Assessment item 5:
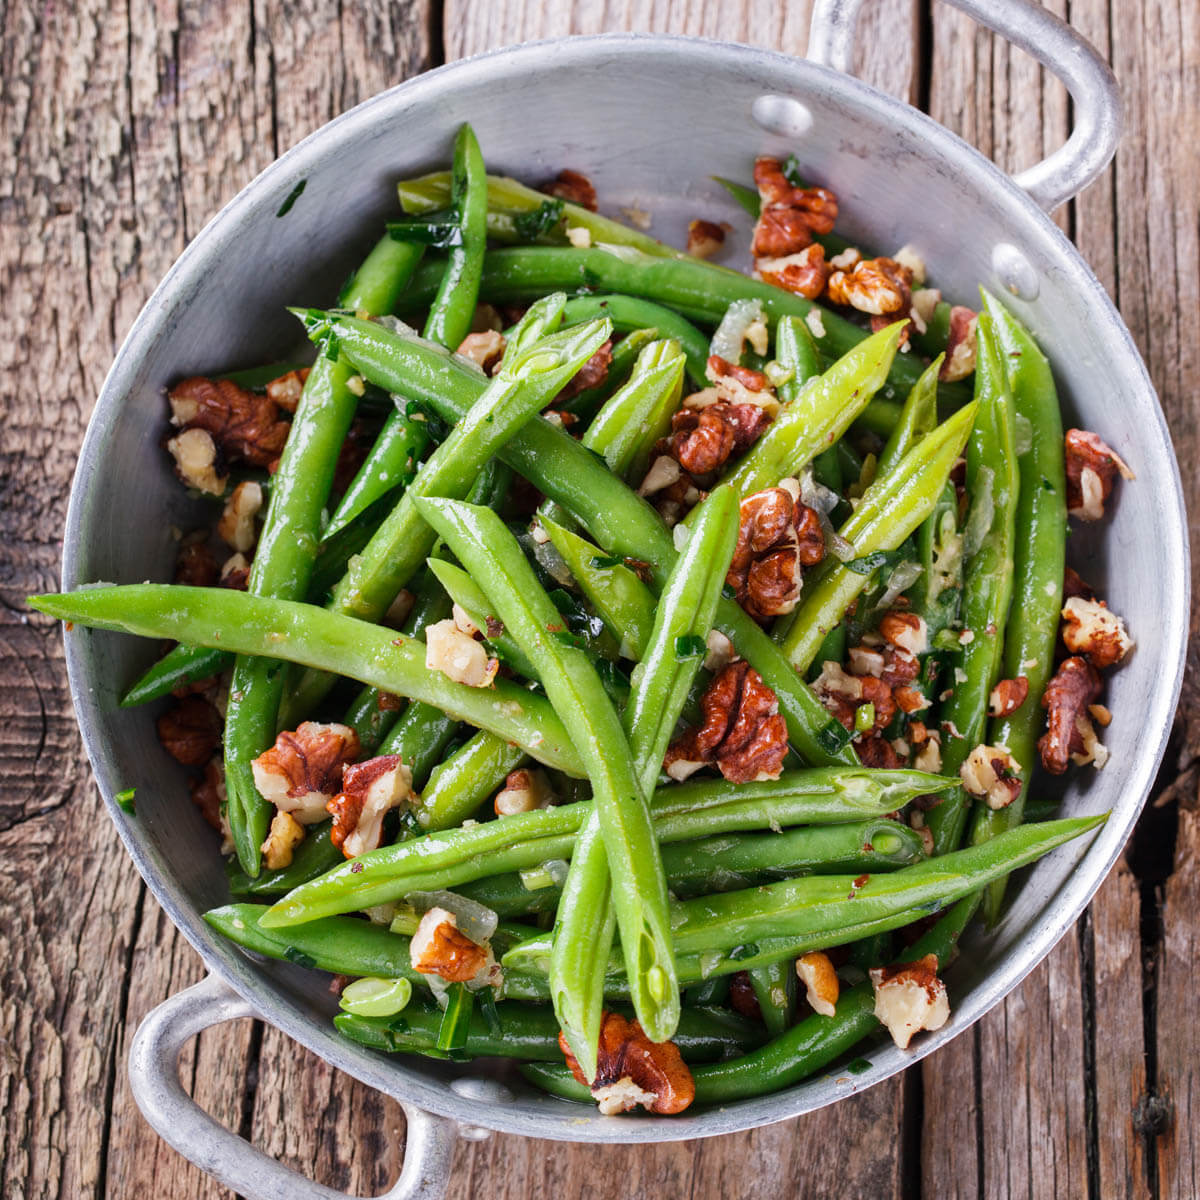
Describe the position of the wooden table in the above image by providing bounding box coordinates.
[2,0,1197,1195]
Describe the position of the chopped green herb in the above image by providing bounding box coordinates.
[847,1057,873,1076]
[114,788,136,815]
[435,982,474,1052]
[728,943,761,962]
[275,179,306,217]
[674,634,708,660]
[283,947,317,969]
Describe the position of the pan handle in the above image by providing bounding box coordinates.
[128,973,456,1200]
[807,0,1121,212]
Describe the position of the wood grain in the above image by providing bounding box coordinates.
[1,0,1197,1196]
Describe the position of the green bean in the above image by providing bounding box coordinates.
[778,403,977,674]
[418,729,527,831]
[413,497,680,1046]
[774,315,840,489]
[397,246,947,399]
[554,485,738,1077]
[968,294,1067,922]
[560,295,709,389]
[31,585,585,773]
[120,643,233,708]
[747,958,796,1037]
[226,821,342,897]
[299,313,868,762]
[556,326,661,419]
[875,354,943,478]
[927,316,1020,855]
[223,232,429,873]
[250,768,950,926]
[717,322,905,501]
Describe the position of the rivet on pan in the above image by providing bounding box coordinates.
[451,1077,514,1104]
[752,94,814,139]
[991,243,1040,301]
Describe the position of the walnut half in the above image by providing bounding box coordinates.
[327,754,414,858]
[869,954,950,1049]
[251,721,360,824]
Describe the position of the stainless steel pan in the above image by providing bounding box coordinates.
[61,1,1187,1196]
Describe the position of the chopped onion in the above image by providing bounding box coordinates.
[520,859,570,891]
[798,466,840,516]
[878,560,925,610]
[1014,413,1033,456]
[709,299,765,364]
[407,890,499,945]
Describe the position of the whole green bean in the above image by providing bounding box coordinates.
[31,585,584,773]
[968,293,1067,921]
[927,316,1020,855]
[223,232,428,874]
[779,402,977,673]
[774,316,840,490]
[413,496,680,1045]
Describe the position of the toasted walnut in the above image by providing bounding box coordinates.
[265,367,310,412]
[940,307,979,382]
[1063,566,1095,602]
[1038,656,1102,774]
[167,428,227,495]
[494,767,555,817]
[687,219,727,259]
[912,731,942,774]
[796,951,839,1018]
[811,661,898,737]
[216,480,264,552]
[664,661,788,784]
[251,722,360,824]
[219,552,250,590]
[988,676,1030,718]
[638,454,685,497]
[327,754,414,858]
[756,244,830,299]
[157,695,222,766]
[555,340,613,404]
[857,733,904,768]
[751,158,838,258]
[168,376,290,467]
[260,810,305,870]
[959,743,1023,810]
[410,906,490,982]
[175,535,220,587]
[457,330,506,375]
[705,355,780,416]
[891,244,927,286]
[726,488,825,622]
[559,1012,695,1114]
[870,954,950,1049]
[665,401,771,477]
[879,611,928,656]
[190,757,233,854]
[1064,429,1134,520]
[826,255,913,319]
[542,168,597,211]
[728,971,763,1020]
[424,619,498,688]
[910,287,942,333]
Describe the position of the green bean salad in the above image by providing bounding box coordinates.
[34,124,1138,1115]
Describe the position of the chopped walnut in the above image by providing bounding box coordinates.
[687,219,727,259]
[706,355,780,416]
[190,757,233,854]
[959,743,1023,810]
[870,954,950,1049]
[857,734,904,768]
[638,454,685,497]
[751,157,838,259]
[728,971,763,1021]
[156,695,222,766]
[665,401,771,477]
[726,487,825,622]
[559,1012,695,1114]
[757,243,831,300]
[910,287,942,333]
[457,330,507,375]
[494,767,555,817]
[555,340,612,404]
[424,619,498,688]
[216,480,264,552]
[912,731,942,774]
[664,661,788,784]
[409,906,491,983]
[541,168,597,211]
[219,552,251,590]
[328,754,414,858]
[260,809,305,870]
[250,721,360,824]
[1038,656,1102,775]
[1064,429,1134,520]
[174,535,220,587]
[891,244,927,286]
[1063,566,1095,602]
[166,428,227,495]
[940,307,979,382]
[879,611,928,656]
[168,376,290,467]
[265,367,310,412]
[988,676,1030,718]
[826,255,913,320]
[811,660,897,737]
[796,951,839,1018]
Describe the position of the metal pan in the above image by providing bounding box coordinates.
[60,1,1187,1196]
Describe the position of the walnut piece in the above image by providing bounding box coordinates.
[260,810,305,870]
[1038,656,1102,775]
[879,611,928,656]
[665,400,771,477]
[424,619,499,688]
[409,906,490,982]
[756,243,830,299]
[157,695,223,766]
[191,757,234,854]
[959,743,1023,810]
[751,157,838,259]
[168,376,290,467]
[166,428,227,495]
[328,754,414,858]
[940,307,979,382]
[541,168,597,211]
[559,1011,695,1114]
[988,676,1030,718]
[494,767,555,817]
[175,535,220,586]
[217,480,264,552]
[457,330,507,375]
[664,661,788,784]
[251,721,360,824]
[686,219,727,259]
[265,367,310,412]
[1061,596,1133,669]
[728,971,763,1021]
[796,951,839,1018]
[555,340,612,403]
[1064,429,1134,520]
[219,552,250,590]
[826,256,913,318]
[869,954,950,1049]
